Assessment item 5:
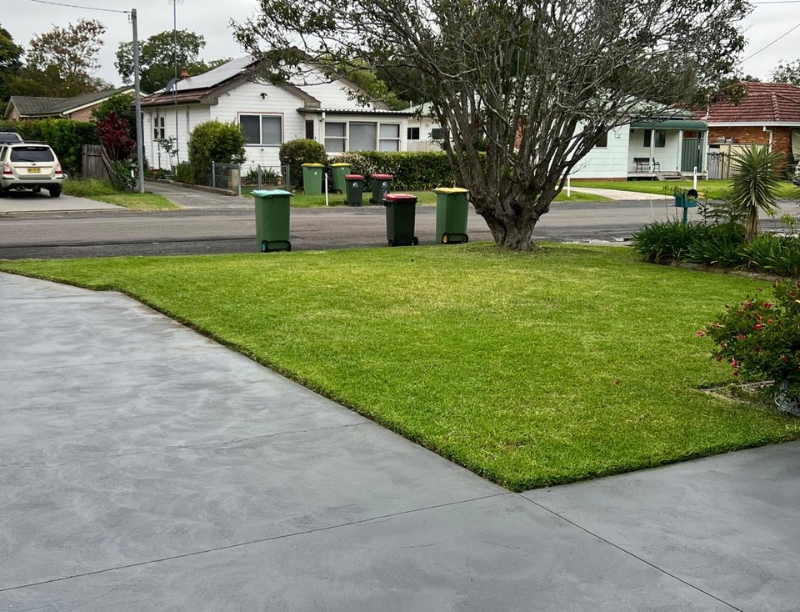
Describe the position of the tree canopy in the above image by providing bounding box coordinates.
[235,0,750,249]
[771,60,800,86]
[0,23,23,103]
[116,30,228,93]
[26,19,106,94]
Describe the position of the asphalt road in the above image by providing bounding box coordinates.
[1,180,789,259]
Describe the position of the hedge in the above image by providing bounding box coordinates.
[0,119,98,177]
[325,151,490,190]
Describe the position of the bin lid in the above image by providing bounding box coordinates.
[331,163,351,167]
[371,173,393,179]
[434,187,468,194]
[345,174,364,179]
[384,193,417,203]
[301,163,324,168]
[252,189,293,197]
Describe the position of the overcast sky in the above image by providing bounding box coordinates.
[5,0,798,87]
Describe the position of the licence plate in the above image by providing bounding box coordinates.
[27,168,41,174]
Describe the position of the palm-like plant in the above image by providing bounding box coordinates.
[729,144,785,242]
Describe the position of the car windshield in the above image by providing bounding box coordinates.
[10,148,54,163]
[0,134,21,142]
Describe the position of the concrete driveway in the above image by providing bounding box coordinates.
[2,271,800,610]
[0,190,123,214]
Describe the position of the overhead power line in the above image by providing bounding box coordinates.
[741,19,800,62]
[20,0,129,13]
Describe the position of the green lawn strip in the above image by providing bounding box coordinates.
[572,179,800,201]
[242,188,608,206]
[3,245,798,491]
[88,193,179,211]
[62,178,178,211]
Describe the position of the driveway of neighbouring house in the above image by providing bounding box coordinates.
[2,271,799,611]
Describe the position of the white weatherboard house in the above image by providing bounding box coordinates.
[140,57,416,171]
[569,114,709,180]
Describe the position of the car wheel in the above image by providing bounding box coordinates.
[49,187,61,198]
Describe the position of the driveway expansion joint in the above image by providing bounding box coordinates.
[516,493,745,612]
[0,492,510,594]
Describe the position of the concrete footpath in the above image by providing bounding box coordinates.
[1,271,799,611]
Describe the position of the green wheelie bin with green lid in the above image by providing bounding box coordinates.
[330,163,351,194]
[345,174,364,206]
[301,163,324,195]
[384,193,419,247]
[434,187,470,244]
[370,173,393,204]
[253,189,292,252]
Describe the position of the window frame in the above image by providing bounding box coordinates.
[240,113,283,147]
[407,127,420,141]
[595,132,608,148]
[378,123,401,152]
[643,129,666,149]
[324,121,347,153]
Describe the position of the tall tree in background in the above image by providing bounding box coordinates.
[116,30,227,93]
[0,24,23,101]
[771,60,800,86]
[235,0,749,250]
[26,19,106,95]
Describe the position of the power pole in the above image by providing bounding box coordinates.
[132,8,145,193]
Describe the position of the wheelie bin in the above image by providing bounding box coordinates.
[345,174,365,206]
[434,187,470,244]
[301,163,324,195]
[253,189,292,252]
[370,173,393,204]
[384,193,419,246]
[330,163,351,194]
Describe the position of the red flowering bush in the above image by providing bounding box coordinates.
[703,280,800,396]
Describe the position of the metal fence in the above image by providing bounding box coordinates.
[206,162,242,195]
[240,165,291,190]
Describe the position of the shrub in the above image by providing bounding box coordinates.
[329,151,456,190]
[97,112,135,161]
[685,222,746,268]
[279,139,326,189]
[188,120,246,183]
[729,145,784,242]
[174,162,195,184]
[703,280,800,415]
[745,235,800,277]
[630,220,705,263]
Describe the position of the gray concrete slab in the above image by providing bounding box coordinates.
[0,192,122,213]
[524,443,800,612]
[0,495,735,612]
[2,270,797,611]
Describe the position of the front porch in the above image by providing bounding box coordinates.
[626,119,708,179]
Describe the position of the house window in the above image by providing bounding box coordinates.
[407,127,420,140]
[595,132,608,148]
[379,124,400,151]
[644,129,666,148]
[240,114,282,146]
[431,127,444,140]
[325,122,346,152]
[350,122,377,151]
[306,120,315,140]
[153,116,165,140]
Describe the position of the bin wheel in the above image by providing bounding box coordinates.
[442,233,449,244]
[412,236,419,246]
[261,240,268,252]
[286,241,292,252]
[464,234,469,243]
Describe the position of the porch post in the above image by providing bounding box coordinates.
[649,131,655,172]
[701,131,708,174]
[677,130,683,173]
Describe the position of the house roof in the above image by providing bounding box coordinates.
[47,87,133,115]
[140,56,390,112]
[301,107,416,116]
[6,88,133,119]
[8,96,67,117]
[704,82,800,124]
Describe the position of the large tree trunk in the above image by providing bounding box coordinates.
[478,201,544,250]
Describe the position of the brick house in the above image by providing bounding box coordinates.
[4,87,134,122]
[701,82,800,175]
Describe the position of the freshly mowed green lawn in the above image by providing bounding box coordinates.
[3,245,799,491]
[242,188,608,206]
[572,179,800,201]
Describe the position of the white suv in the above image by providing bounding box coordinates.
[0,142,64,198]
